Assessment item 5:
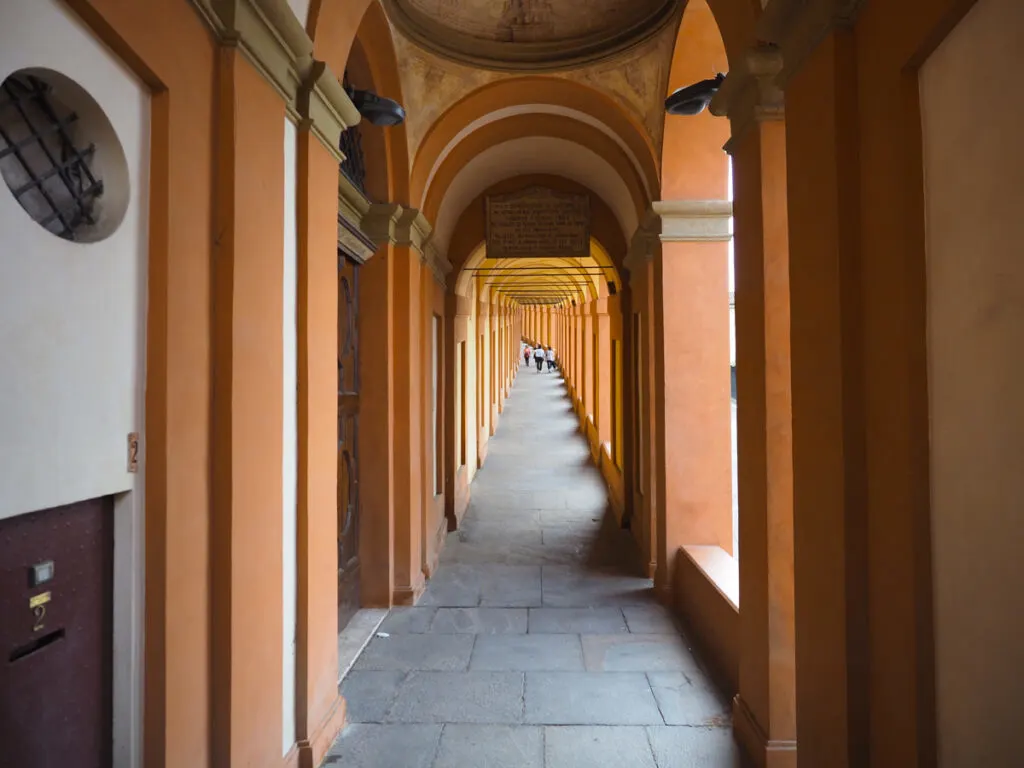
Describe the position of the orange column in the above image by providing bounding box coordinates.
[209,47,286,767]
[652,202,734,596]
[774,24,866,767]
[627,241,660,580]
[720,50,797,768]
[294,110,348,764]
[582,305,596,426]
[392,233,424,606]
[595,298,613,448]
[358,222,396,607]
[575,306,584,407]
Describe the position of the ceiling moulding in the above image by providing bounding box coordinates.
[757,0,867,86]
[190,0,360,147]
[338,175,376,263]
[380,0,682,73]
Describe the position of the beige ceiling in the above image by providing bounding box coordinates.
[383,0,679,71]
[391,18,678,166]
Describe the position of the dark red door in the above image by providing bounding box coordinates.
[338,251,362,632]
[0,497,114,768]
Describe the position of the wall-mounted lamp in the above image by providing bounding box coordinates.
[665,73,726,116]
[347,87,406,127]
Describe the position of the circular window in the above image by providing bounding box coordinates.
[0,68,130,243]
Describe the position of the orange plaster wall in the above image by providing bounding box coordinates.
[62,0,215,764]
[296,131,343,749]
[309,0,373,80]
[784,1,994,763]
[662,0,730,201]
[211,49,286,767]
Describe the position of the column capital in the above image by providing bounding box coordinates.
[190,0,359,153]
[361,204,453,285]
[710,45,785,154]
[624,201,732,279]
[653,200,733,243]
[756,0,867,87]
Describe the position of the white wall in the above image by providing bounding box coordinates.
[281,117,299,755]
[920,0,1024,764]
[0,3,150,765]
[0,0,148,520]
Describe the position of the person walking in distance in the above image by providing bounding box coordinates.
[523,343,531,367]
[534,345,545,372]
[546,346,556,373]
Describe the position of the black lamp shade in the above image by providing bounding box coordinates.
[665,73,726,116]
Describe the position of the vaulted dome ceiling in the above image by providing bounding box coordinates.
[382,0,680,71]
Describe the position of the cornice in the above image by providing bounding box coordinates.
[756,0,867,87]
[190,0,359,151]
[298,61,360,163]
[709,44,785,153]
[337,174,375,262]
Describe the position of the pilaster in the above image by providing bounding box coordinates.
[757,3,869,765]
[715,40,797,768]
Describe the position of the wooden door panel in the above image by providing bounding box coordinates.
[338,254,361,632]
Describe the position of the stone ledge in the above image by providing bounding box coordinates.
[681,544,739,609]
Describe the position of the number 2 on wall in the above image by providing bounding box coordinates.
[32,605,45,632]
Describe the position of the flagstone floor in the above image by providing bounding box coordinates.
[324,362,743,768]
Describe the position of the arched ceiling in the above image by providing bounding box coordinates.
[381,0,680,72]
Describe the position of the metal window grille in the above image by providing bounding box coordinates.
[0,75,104,241]
[339,71,367,196]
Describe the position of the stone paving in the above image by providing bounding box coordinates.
[325,361,742,768]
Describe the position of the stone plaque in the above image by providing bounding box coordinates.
[486,187,590,259]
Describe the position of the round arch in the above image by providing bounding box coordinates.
[423,114,649,251]
[410,76,661,208]
[309,0,410,203]
[661,0,732,200]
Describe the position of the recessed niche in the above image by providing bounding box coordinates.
[0,67,129,243]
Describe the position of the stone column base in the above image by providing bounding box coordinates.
[732,694,797,768]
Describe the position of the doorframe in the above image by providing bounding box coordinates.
[111,166,148,767]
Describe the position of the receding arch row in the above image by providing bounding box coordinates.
[426,122,648,255]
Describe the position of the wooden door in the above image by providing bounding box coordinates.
[0,498,113,767]
[337,252,362,632]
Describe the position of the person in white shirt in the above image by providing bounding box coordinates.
[533,345,545,372]
[546,347,556,373]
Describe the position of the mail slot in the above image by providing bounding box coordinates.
[0,497,113,768]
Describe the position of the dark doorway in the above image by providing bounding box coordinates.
[338,250,362,632]
[0,497,114,768]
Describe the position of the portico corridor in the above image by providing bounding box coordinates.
[327,364,742,767]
